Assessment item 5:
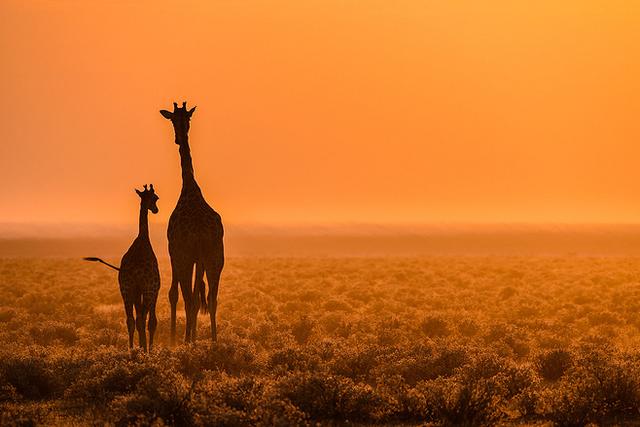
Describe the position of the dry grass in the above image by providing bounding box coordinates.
[2,256,640,425]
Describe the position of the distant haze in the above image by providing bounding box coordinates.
[4,223,640,258]
[1,1,639,225]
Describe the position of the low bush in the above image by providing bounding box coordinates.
[0,354,61,400]
[537,348,572,381]
[420,316,450,337]
[277,372,383,422]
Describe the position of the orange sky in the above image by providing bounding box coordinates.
[1,1,639,225]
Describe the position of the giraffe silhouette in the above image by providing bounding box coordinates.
[84,184,161,351]
[160,102,224,343]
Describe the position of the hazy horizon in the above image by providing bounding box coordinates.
[5,220,640,239]
[5,221,640,258]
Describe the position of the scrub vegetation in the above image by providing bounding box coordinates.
[2,256,640,425]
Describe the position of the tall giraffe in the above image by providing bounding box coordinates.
[84,184,161,351]
[160,102,224,343]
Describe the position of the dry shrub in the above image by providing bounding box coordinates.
[190,373,303,426]
[319,313,343,334]
[268,347,320,372]
[251,389,310,426]
[537,349,572,381]
[457,353,535,401]
[329,344,380,380]
[92,328,123,347]
[174,338,260,377]
[193,373,262,416]
[110,369,194,426]
[373,375,413,420]
[462,353,507,381]
[323,299,351,312]
[0,354,61,400]
[419,377,504,425]
[65,350,157,403]
[0,382,19,403]
[420,316,450,338]
[587,311,621,326]
[382,344,468,385]
[29,321,78,346]
[543,349,640,425]
[291,316,315,344]
[499,286,517,299]
[248,320,281,348]
[0,308,16,323]
[277,372,383,422]
[458,318,480,337]
[492,365,536,400]
[515,386,542,419]
[320,313,352,338]
[279,301,311,315]
[0,402,60,426]
[19,293,57,316]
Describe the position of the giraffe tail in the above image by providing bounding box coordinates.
[199,279,209,314]
[83,257,120,272]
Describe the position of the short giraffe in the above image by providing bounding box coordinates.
[84,184,161,351]
[160,102,224,343]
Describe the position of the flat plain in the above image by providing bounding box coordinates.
[2,256,640,425]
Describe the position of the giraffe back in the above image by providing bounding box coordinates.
[167,185,224,261]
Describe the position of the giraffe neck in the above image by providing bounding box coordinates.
[138,205,149,239]
[178,137,197,188]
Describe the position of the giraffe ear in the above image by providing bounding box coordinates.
[135,189,143,196]
[160,110,173,120]
[187,106,196,117]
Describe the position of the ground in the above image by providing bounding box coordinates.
[2,256,640,425]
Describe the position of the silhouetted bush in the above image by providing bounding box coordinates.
[0,355,60,400]
[174,338,260,377]
[0,382,19,403]
[544,350,640,425]
[277,373,382,422]
[422,377,504,425]
[251,394,309,426]
[110,369,194,426]
[537,349,572,381]
[65,350,155,403]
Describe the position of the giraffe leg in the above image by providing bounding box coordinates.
[178,263,195,343]
[169,276,178,345]
[180,282,193,343]
[124,302,135,350]
[147,299,158,352]
[198,263,209,315]
[191,263,205,342]
[205,261,223,342]
[135,299,147,352]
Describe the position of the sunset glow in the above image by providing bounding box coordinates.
[2,1,639,225]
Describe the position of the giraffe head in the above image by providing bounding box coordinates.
[135,184,160,214]
[160,101,196,145]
